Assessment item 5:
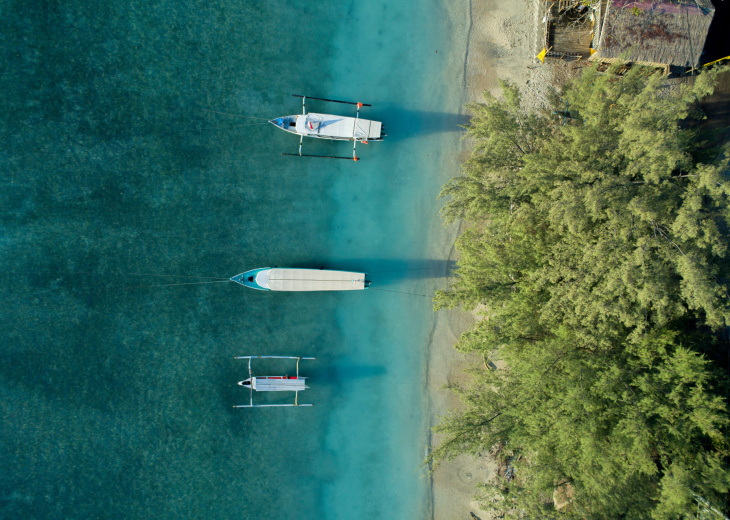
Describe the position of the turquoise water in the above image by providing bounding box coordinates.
[0,1,466,518]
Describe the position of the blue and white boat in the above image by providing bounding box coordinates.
[273,95,384,161]
[231,268,370,291]
[271,111,383,142]
[234,355,316,409]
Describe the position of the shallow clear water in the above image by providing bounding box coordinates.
[0,1,466,518]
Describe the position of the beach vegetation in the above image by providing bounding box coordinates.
[431,66,730,519]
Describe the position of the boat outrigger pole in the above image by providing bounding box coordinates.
[281,152,358,160]
[291,94,371,107]
[234,356,316,408]
[352,101,362,160]
[298,95,305,156]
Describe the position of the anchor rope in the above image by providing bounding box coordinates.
[124,273,229,280]
[367,266,446,274]
[202,108,270,120]
[123,280,233,289]
[368,287,430,298]
[69,279,233,295]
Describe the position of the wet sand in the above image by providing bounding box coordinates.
[428,1,542,519]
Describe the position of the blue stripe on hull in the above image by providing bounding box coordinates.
[230,268,271,290]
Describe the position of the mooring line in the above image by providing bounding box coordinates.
[368,266,445,274]
[69,279,233,295]
[369,287,430,298]
[193,122,271,130]
[202,108,270,120]
[234,122,274,127]
[125,273,229,280]
[123,280,234,289]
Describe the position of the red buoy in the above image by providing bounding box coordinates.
[353,156,359,161]
[356,103,363,109]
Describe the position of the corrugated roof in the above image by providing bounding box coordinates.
[597,0,715,67]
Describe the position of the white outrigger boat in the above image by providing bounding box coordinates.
[234,355,315,408]
[272,95,384,161]
[230,267,370,291]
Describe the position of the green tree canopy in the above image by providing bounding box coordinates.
[432,67,730,519]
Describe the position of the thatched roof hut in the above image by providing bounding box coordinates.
[542,0,597,61]
[593,0,715,69]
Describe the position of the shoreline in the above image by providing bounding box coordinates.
[426,1,545,518]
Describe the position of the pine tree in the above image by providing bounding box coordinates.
[431,66,730,518]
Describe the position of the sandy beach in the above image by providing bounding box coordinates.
[429,3,730,518]
[427,1,546,518]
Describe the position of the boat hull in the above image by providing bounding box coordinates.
[231,268,370,291]
[270,113,383,141]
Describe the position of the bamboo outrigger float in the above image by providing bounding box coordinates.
[272,94,385,161]
[230,268,370,291]
[234,356,315,408]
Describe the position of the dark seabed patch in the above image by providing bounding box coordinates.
[0,0,464,518]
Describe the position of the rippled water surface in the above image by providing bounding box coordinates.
[0,1,466,518]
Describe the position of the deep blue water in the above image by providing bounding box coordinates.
[0,1,467,518]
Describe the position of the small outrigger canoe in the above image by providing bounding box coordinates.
[271,111,383,142]
[234,355,315,408]
[273,95,384,161]
[231,268,370,291]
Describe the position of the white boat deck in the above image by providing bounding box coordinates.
[258,268,366,291]
[252,377,307,391]
[295,113,382,140]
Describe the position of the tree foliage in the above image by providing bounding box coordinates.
[432,67,730,519]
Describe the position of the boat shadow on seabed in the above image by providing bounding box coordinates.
[305,363,388,387]
[370,106,469,142]
[329,258,456,287]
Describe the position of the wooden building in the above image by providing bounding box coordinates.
[590,0,715,73]
[542,0,599,61]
